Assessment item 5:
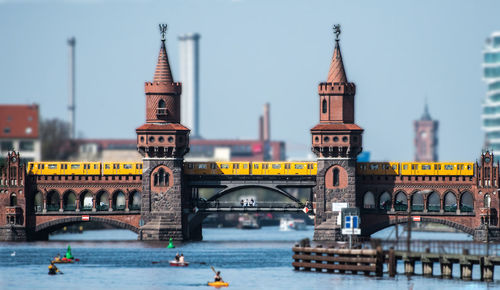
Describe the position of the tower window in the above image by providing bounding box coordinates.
[333,168,339,187]
[322,99,327,114]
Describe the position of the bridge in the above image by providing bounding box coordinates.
[0,25,498,242]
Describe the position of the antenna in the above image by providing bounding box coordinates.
[67,37,76,139]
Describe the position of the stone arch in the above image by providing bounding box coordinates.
[459,191,474,212]
[46,190,60,211]
[379,191,391,210]
[34,191,43,212]
[129,190,141,210]
[325,165,348,189]
[363,191,375,209]
[484,193,491,208]
[411,190,424,211]
[394,191,407,211]
[206,185,302,205]
[35,216,139,235]
[364,216,475,236]
[443,191,457,212]
[96,190,110,211]
[112,190,126,211]
[427,191,441,212]
[62,190,77,211]
[79,190,94,211]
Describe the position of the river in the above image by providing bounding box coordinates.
[0,226,498,289]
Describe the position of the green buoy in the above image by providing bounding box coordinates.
[65,245,74,259]
[167,238,175,248]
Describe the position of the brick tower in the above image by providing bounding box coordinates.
[414,102,438,161]
[311,26,363,241]
[136,25,191,241]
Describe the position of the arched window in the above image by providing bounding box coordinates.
[164,172,169,186]
[96,191,109,211]
[460,192,474,212]
[80,191,93,211]
[63,191,77,211]
[427,192,440,212]
[394,191,407,211]
[34,191,43,212]
[158,168,165,185]
[379,192,391,210]
[46,190,60,211]
[484,194,491,208]
[130,191,141,210]
[158,99,166,108]
[154,173,159,186]
[113,191,126,210]
[9,193,17,206]
[322,99,327,114]
[363,192,375,209]
[444,192,457,212]
[411,191,424,211]
[333,168,339,187]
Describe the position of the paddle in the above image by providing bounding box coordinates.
[210,266,217,274]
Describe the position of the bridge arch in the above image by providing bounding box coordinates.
[96,190,110,211]
[443,191,457,212]
[35,216,139,235]
[459,191,474,212]
[46,189,61,212]
[410,190,424,212]
[62,190,77,211]
[364,216,475,236]
[206,185,303,204]
[79,190,94,211]
[112,190,126,211]
[129,190,141,210]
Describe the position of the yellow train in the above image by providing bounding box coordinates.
[357,162,474,176]
[27,162,143,175]
[184,162,317,175]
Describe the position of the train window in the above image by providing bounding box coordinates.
[114,164,120,169]
[263,164,269,169]
[71,164,80,169]
[124,164,132,169]
[411,164,416,170]
[243,164,248,169]
[48,164,57,169]
[211,163,217,169]
[444,165,454,170]
[384,165,389,169]
[254,164,259,169]
[221,164,229,169]
[295,164,304,169]
[187,163,194,169]
[370,164,379,170]
[234,164,239,169]
[422,165,431,170]
[136,164,140,169]
[467,165,471,170]
[285,164,290,169]
[272,164,281,169]
[105,164,110,169]
[392,165,397,170]
[95,164,98,169]
[198,164,207,169]
[403,165,408,170]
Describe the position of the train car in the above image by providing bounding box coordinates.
[251,162,284,175]
[102,162,142,175]
[215,162,250,175]
[27,162,101,175]
[282,162,317,175]
[185,162,219,175]
[400,162,474,176]
[357,162,399,175]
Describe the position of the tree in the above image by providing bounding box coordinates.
[40,118,78,161]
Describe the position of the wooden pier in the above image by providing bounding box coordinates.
[292,245,500,282]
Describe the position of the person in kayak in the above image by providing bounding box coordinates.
[179,254,185,263]
[53,253,61,262]
[214,271,223,282]
[175,253,180,262]
[48,261,59,275]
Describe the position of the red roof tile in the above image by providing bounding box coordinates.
[136,123,190,132]
[311,123,363,132]
[0,104,39,138]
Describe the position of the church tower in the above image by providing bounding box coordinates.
[137,25,191,241]
[311,26,363,241]
[414,102,438,162]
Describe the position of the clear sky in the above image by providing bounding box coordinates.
[0,0,499,161]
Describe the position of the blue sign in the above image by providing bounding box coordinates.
[344,215,359,229]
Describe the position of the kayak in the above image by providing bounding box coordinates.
[169,261,189,267]
[208,281,229,287]
[52,258,79,264]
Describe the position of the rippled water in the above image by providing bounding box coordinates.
[0,226,498,289]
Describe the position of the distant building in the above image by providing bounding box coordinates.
[73,139,141,162]
[0,104,41,162]
[414,103,438,162]
[482,32,500,154]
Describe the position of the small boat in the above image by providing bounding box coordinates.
[208,281,229,287]
[169,260,189,267]
[52,258,78,264]
[280,217,307,231]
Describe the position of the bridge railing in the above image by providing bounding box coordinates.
[369,239,500,256]
[194,200,304,209]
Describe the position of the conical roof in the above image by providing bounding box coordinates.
[153,40,174,83]
[327,40,347,83]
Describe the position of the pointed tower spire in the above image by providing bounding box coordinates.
[327,25,347,83]
[153,24,174,83]
[421,100,431,120]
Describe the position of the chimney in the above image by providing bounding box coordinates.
[263,103,270,141]
[67,37,76,139]
[259,115,264,141]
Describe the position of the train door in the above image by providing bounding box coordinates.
[233,163,240,175]
[83,164,89,174]
[262,163,268,175]
[113,163,120,175]
[60,163,67,175]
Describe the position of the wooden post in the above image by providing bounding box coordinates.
[388,248,396,277]
[460,249,472,281]
[440,257,452,279]
[403,256,415,275]
[375,246,383,277]
[481,257,494,282]
[293,244,300,271]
